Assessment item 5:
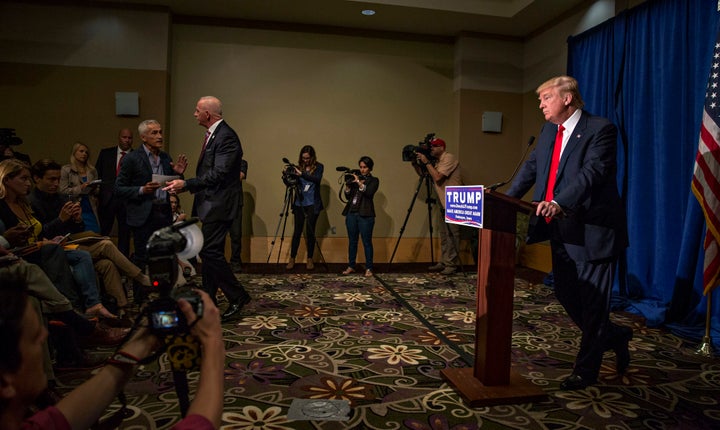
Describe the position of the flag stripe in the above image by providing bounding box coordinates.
[693,36,720,295]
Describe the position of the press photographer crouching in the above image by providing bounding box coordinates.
[0,221,224,430]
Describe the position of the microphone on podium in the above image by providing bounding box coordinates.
[487,136,535,191]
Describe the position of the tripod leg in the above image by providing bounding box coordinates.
[424,175,436,264]
[388,175,425,266]
[267,187,293,264]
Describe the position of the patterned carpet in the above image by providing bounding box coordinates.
[56,268,720,429]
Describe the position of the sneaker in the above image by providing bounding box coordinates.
[428,262,445,271]
[440,266,458,275]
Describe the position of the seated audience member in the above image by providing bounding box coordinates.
[0,232,130,374]
[30,159,151,309]
[0,158,115,319]
[59,142,101,233]
[0,276,223,430]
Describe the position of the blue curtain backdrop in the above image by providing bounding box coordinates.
[567,0,720,347]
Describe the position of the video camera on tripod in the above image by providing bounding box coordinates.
[281,157,300,187]
[402,132,437,163]
[144,218,204,337]
[0,128,22,147]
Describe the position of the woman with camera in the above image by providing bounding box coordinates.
[287,145,324,270]
[341,156,379,277]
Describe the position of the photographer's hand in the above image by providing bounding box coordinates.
[57,327,160,430]
[178,289,224,428]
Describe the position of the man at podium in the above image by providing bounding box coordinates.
[506,76,631,391]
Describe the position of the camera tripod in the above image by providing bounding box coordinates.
[267,183,327,270]
[388,171,437,265]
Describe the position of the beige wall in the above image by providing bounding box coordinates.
[0,2,170,171]
[0,62,168,164]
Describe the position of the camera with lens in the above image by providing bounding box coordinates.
[344,169,367,186]
[144,219,204,336]
[402,132,436,162]
[282,164,299,187]
[0,128,22,147]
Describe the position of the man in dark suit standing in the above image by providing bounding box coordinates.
[506,76,631,391]
[164,96,250,321]
[115,120,187,276]
[95,128,133,256]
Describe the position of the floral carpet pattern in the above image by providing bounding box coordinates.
[58,270,720,429]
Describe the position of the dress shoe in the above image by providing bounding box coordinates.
[80,326,131,347]
[85,303,118,319]
[428,262,445,271]
[559,374,595,391]
[440,266,458,275]
[222,295,251,322]
[615,326,633,374]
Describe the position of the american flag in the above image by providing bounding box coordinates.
[692,35,720,295]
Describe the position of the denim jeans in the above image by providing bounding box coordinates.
[345,212,375,270]
[64,249,102,309]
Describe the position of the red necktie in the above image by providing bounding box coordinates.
[544,124,564,223]
[116,151,126,175]
[199,131,211,159]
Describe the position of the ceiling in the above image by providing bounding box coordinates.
[94,0,594,40]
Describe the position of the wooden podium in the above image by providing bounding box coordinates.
[441,190,547,406]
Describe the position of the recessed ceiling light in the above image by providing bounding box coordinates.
[361,9,376,16]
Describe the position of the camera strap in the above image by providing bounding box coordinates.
[164,333,202,371]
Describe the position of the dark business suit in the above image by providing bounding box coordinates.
[229,159,248,267]
[115,146,176,271]
[185,120,248,303]
[507,110,628,382]
[95,146,130,256]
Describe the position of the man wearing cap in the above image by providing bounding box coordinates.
[416,137,464,275]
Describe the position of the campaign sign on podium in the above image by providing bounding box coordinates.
[444,185,483,228]
[440,187,547,406]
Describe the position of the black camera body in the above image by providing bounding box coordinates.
[343,169,368,185]
[0,128,22,147]
[402,132,436,162]
[146,286,203,336]
[144,220,203,336]
[282,164,299,187]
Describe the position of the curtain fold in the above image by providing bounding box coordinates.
[567,0,720,346]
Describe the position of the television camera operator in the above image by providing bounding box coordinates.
[414,136,464,275]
